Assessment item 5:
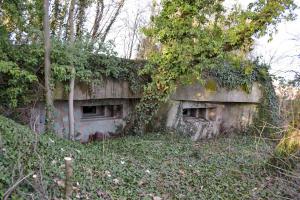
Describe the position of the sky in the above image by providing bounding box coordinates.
[108,0,300,80]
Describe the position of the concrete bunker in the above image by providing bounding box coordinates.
[32,79,140,142]
[33,77,262,142]
[165,82,262,141]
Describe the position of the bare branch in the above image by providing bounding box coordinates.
[91,0,105,39]
[3,172,34,200]
[100,0,125,43]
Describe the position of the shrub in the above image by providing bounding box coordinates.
[270,129,300,170]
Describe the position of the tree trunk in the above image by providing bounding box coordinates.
[57,1,69,39]
[68,0,76,140]
[91,0,104,40]
[43,0,54,132]
[50,0,60,35]
[68,67,75,140]
[64,157,73,199]
[76,0,87,38]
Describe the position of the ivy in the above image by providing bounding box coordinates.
[207,60,281,131]
[0,60,38,108]
[1,115,298,199]
[88,54,148,93]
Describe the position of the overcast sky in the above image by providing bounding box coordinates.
[108,0,300,80]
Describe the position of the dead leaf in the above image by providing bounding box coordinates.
[97,189,112,200]
[138,180,147,186]
[179,169,185,176]
[113,178,120,185]
[54,178,65,187]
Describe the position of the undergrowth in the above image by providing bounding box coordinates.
[1,116,299,199]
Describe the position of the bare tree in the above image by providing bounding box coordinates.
[100,0,125,42]
[43,0,54,132]
[76,0,91,38]
[90,0,126,42]
[91,0,105,39]
[120,1,156,59]
[135,0,160,59]
[125,10,140,59]
[49,0,126,43]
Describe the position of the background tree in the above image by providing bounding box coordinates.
[120,7,147,59]
[43,0,54,132]
[136,0,160,59]
[67,0,76,140]
[90,0,126,42]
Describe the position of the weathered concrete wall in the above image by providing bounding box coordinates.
[54,79,140,100]
[172,82,262,103]
[33,99,139,142]
[220,103,257,132]
[165,100,258,141]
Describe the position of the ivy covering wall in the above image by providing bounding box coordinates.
[124,58,281,136]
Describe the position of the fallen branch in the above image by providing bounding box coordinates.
[3,172,34,200]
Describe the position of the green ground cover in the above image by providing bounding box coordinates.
[0,116,299,199]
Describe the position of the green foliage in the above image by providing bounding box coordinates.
[1,0,144,118]
[0,60,38,108]
[255,75,281,132]
[51,39,147,94]
[133,0,295,133]
[206,58,259,93]
[88,55,147,93]
[1,115,299,199]
[270,129,300,170]
[0,32,145,111]
[0,116,41,198]
[275,130,300,156]
[0,0,43,42]
[0,28,43,109]
[51,39,94,85]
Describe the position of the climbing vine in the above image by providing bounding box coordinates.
[207,59,281,131]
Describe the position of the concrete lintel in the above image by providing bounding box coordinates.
[171,82,262,103]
